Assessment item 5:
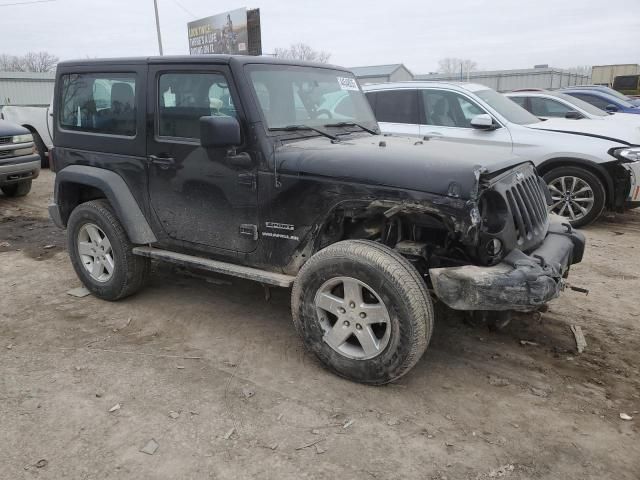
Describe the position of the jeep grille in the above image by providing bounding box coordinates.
[0,136,11,145]
[505,169,549,245]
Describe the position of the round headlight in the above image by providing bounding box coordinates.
[486,238,503,257]
[479,190,508,234]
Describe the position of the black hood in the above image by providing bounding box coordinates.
[0,119,30,137]
[276,134,528,200]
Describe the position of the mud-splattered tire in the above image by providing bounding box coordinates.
[292,240,433,385]
[67,199,150,301]
[1,180,32,197]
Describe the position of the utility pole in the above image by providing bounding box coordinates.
[153,0,164,55]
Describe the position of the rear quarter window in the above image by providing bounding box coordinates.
[59,73,137,136]
[372,90,419,124]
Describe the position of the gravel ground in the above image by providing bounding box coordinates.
[1,170,639,479]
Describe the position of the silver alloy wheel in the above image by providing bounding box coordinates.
[77,223,114,282]
[548,176,595,221]
[314,276,391,360]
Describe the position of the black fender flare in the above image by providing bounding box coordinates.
[536,157,615,206]
[55,165,157,244]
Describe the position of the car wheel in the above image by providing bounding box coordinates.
[67,199,150,301]
[1,180,32,197]
[543,166,606,228]
[291,239,433,385]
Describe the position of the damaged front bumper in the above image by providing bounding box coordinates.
[429,221,585,312]
[623,160,640,207]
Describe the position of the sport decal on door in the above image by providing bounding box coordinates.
[263,222,299,241]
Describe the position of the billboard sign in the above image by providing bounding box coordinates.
[188,7,261,56]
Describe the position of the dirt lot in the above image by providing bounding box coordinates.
[1,170,639,480]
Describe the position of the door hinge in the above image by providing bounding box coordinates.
[239,224,258,240]
[238,172,257,190]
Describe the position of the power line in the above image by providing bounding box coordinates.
[0,0,56,6]
[170,0,196,18]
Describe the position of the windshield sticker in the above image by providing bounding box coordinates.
[337,77,359,91]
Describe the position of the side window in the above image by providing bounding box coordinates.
[509,96,527,109]
[59,73,137,136]
[571,93,610,110]
[422,90,486,128]
[158,72,236,139]
[529,97,572,117]
[365,91,377,111]
[374,90,419,124]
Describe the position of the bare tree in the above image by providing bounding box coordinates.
[0,51,59,72]
[438,57,478,76]
[566,65,592,77]
[0,54,21,71]
[273,43,331,63]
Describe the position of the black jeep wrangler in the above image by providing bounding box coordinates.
[49,56,585,384]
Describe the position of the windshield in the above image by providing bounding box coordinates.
[549,92,608,116]
[599,92,635,108]
[246,64,378,132]
[597,86,635,102]
[475,88,541,125]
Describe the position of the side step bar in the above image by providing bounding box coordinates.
[132,247,295,288]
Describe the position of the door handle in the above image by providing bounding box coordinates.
[149,155,175,169]
[423,131,444,138]
[226,151,253,168]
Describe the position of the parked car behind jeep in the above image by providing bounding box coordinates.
[0,119,40,197]
[0,104,53,168]
[363,82,640,227]
[49,56,585,384]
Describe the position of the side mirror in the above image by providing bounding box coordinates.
[565,110,582,119]
[470,114,496,130]
[200,116,241,148]
[605,104,618,113]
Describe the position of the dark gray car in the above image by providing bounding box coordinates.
[0,119,40,197]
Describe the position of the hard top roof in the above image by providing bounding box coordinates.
[57,55,349,72]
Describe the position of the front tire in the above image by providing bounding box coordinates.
[292,240,433,385]
[543,166,605,228]
[1,180,32,197]
[67,199,149,301]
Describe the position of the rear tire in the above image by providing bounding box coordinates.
[67,199,150,301]
[1,180,32,197]
[292,240,433,385]
[543,166,605,228]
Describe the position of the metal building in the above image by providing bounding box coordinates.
[0,71,55,107]
[414,66,589,92]
[591,64,640,86]
[351,64,414,85]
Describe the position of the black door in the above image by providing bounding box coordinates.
[146,65,258,253]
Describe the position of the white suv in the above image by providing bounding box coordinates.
[363,82,640,227]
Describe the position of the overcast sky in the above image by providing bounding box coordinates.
[1,0,639,73]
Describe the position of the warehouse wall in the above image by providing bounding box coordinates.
[358,75,390,85]
[415,68,590,92]
[0,72,55,106]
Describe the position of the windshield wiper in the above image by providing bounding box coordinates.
[323,121,378,135]
[269,124,338,141]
